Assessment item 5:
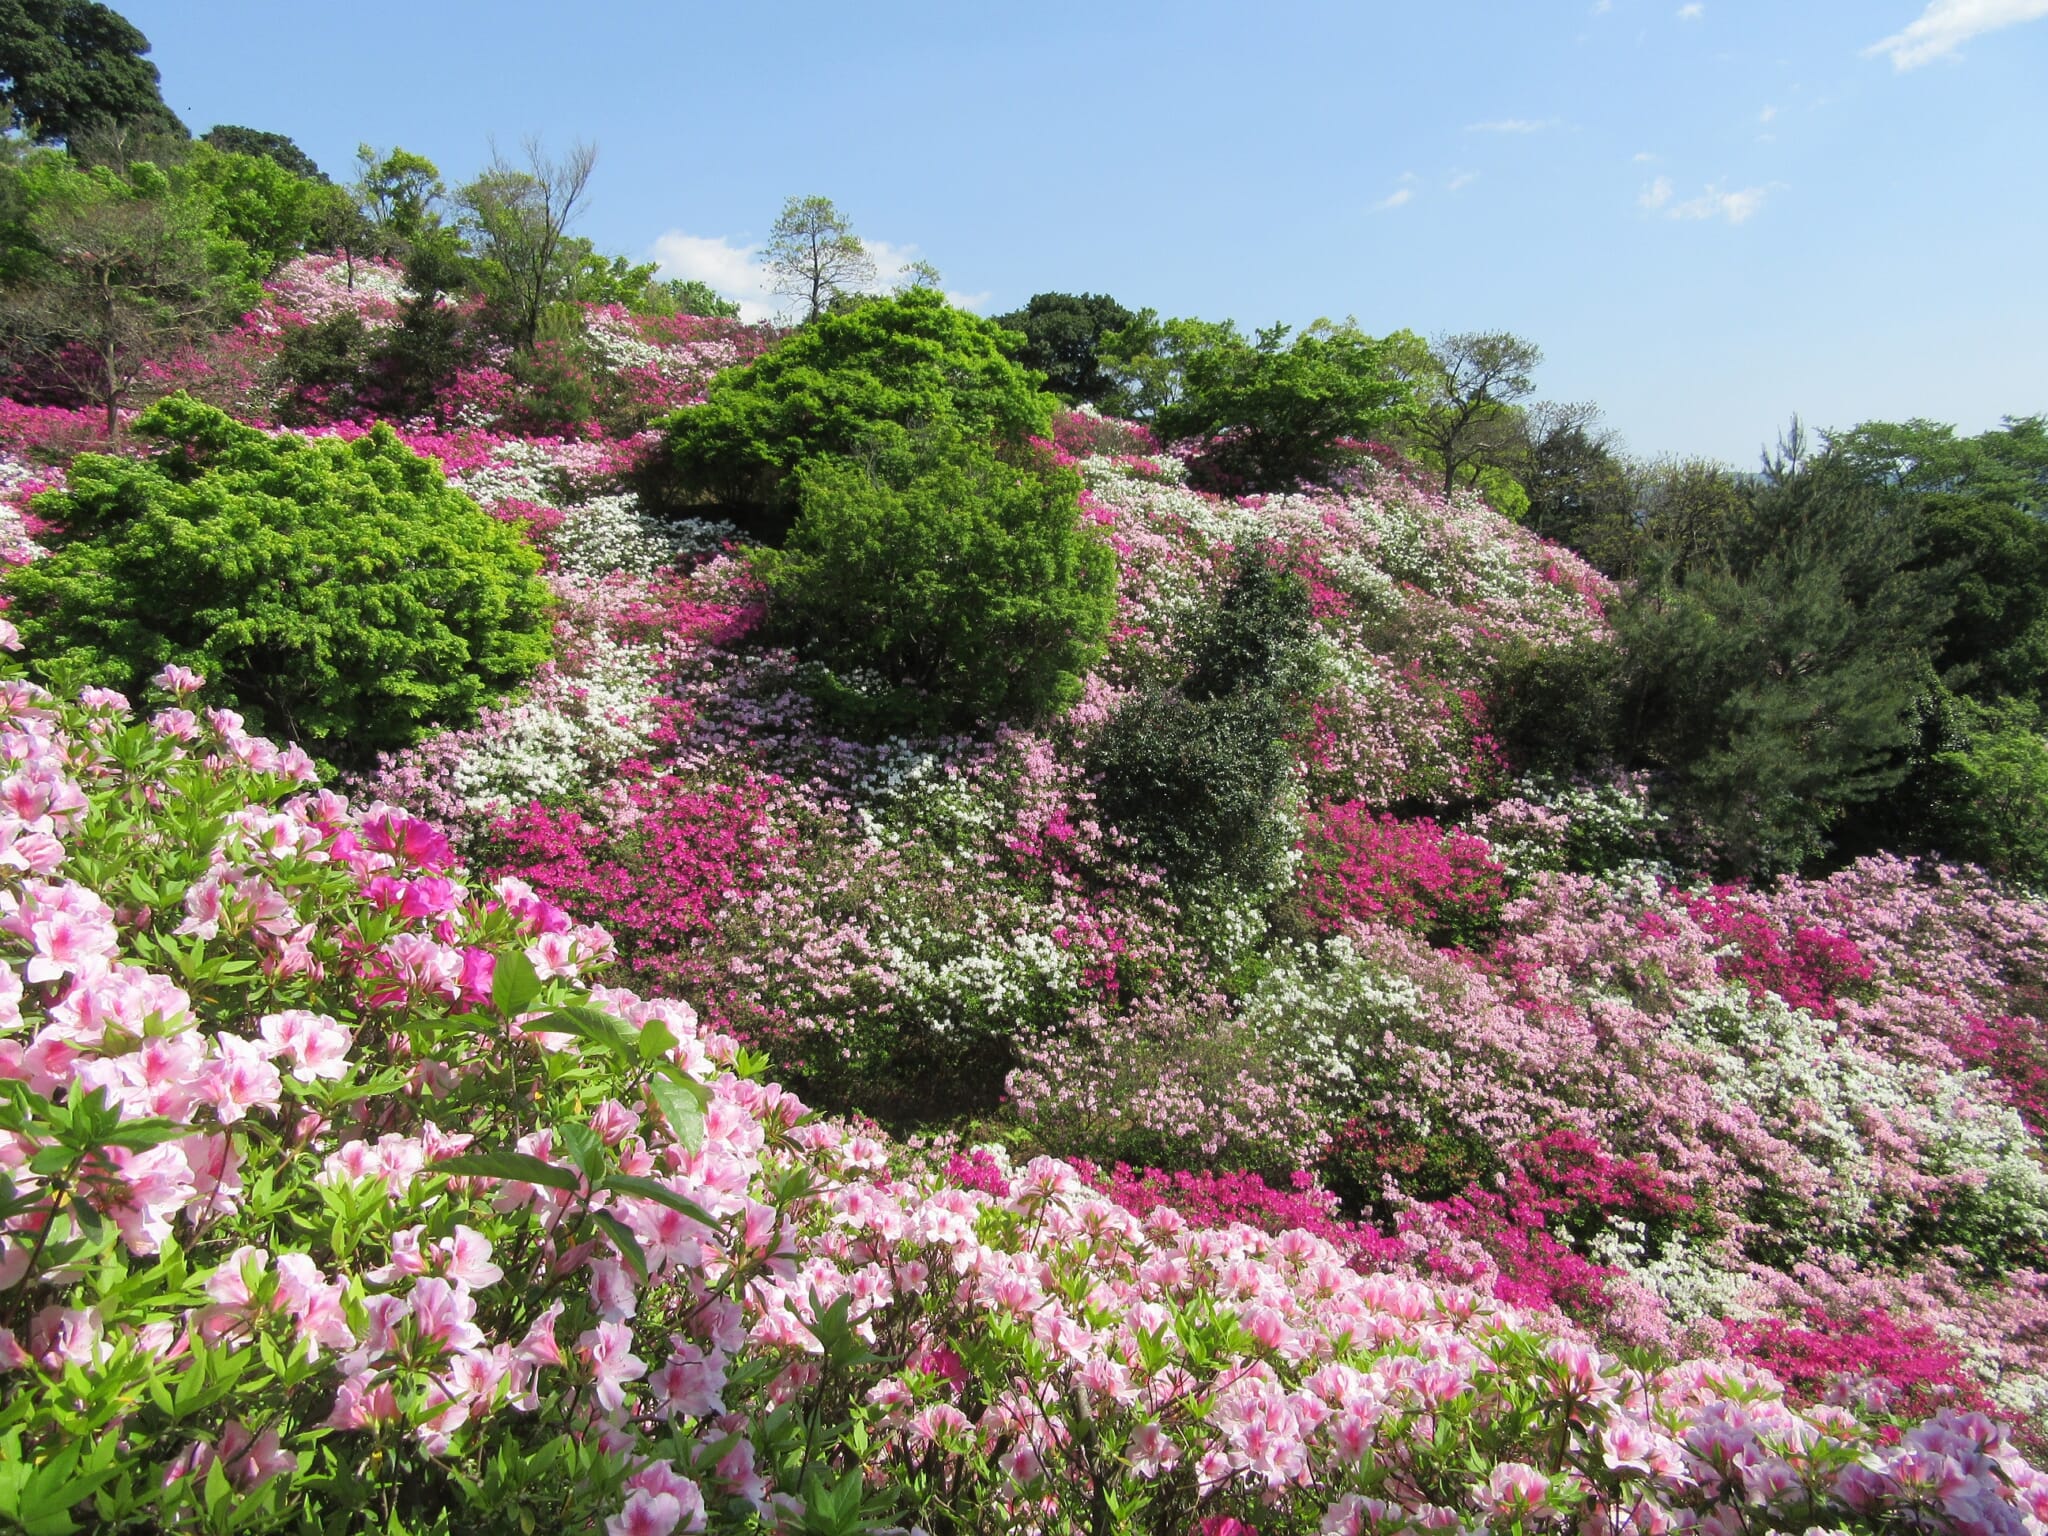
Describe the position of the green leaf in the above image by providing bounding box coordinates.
[492,948,542,1017]
[647,1073,709,1151]
[601,1173,718,1230]
[434,1149,582,1193]
[587,1210,648,1284]
[529,1005,637,1063]
[637,1016,678,1062]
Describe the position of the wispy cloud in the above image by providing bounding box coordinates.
[1758,104,1778,122]
[1637,176,1772,222]
[1864,0,2048,69]
[1445,170,1480,192]
[649,230,969,321]
[1370,186,1415,213]
[1590,0,1613,12]
[1465,117,1558,133]
[1670,182,1770,222]
[1633,150,1659,163]
[1676,2,1704,17]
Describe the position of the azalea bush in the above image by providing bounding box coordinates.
[6,657,2045,1534]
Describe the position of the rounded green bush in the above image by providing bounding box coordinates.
[6,394,551,765]
[751,432,1115,736]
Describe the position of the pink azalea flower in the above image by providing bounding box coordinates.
[579,1321,646,1412]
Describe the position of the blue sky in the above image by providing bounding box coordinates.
[122,0,2047,465]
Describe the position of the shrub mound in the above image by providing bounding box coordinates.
[3,394,551,766]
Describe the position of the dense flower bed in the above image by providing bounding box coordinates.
[3,661,2046,1534]
[8,248,2048,1513]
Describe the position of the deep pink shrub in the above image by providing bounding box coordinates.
[1409,1184,1621,1321]
[1726,1308,1993,1423]
[487,772,779,1001]
[1300,802,1506,943]
[1957,1012,2048,1135]
[1084,1163,1409,1265]
[1676,886,1875,1018]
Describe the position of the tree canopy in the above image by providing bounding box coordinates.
[995,291,1138,410]
[649,287,1055,538]
[0,0,184,144]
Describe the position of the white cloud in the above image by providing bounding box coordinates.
[1591,0,1613,12]
[1758,104,1778,122]
[1668,182,1769,222]
[1676,2,1705,17]
[649,230,970,321]
[1638,176,1674,210]
[1864,0,2048,68]
[1445,170,1480,192]
[1633,150,1659,162]
[648,232,776,321]
[1465,117,1558,133]
[1370,186,1415,212]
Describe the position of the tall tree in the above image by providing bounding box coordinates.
[764,195,875,322]
[0,0,184,144]
[456,137,597,352]
[995,291,1138,410]
[352,144,445,247]
[1403,330,1543,496]
[201,125,325,182]
[3,160,222,435]
[1613,436,1949,873]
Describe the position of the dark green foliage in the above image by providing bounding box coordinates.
[1184,554,1320,702]
[994,291,1137,410]
[1488,638,1624,781]
[649,288,1055,540]
[1831,417,2048,707]
[4,395,551,765]
[1922,696,2048,890]
[200,125,325,182]
[1511,402,1637,561]
[0,0,184,144]
[751,432,1115,735]
[1611,446,1948,874]
[1092,689,1296,886]
[1092,555,1317,885]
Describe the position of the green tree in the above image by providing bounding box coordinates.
[1922,696,2048,889]
[750,431,1114,734]
[0,0,184,144]
[1114,316,1409,493]
[352,144,445,247]
[649,287,1054,539]
[1831,416,2048,706]
[649,275,740,319]
[994,291,1137,410]
[764,194,875,322]
[4,395,551,763]
[1613,440,1948,873]
[1,155,224,434]
[171,140,322,285]
[200,125,325,182]
[1508,400,1637,557]
[456,138,597,352]
[1400,330,1543,497]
